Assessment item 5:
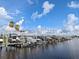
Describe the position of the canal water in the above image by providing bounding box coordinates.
[0,39,79,59]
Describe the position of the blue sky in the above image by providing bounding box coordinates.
[0,0,79,30]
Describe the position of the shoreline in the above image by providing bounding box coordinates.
[0,34,78,48]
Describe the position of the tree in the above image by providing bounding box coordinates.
[15,24,20,31]
[9,21,14,28]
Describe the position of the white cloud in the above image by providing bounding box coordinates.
[27,0,34,5]
[75,25,79,30]
[37,25,42,29]
[0,7,14,32]
[31,11,39,20]
[68,1,79,8]
[0,7,13,20]
[31,1,55,20]
[67,13,78,25]
[9,9,21,16]
[65,13,79,32]
[42,1,55,15]
[15,9,21,14]
[16,17,24,25]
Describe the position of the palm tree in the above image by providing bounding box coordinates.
[9,21,14,28]
[15,24,20,31]
[8,21,20,31]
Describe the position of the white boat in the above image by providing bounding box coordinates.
[0,39,3,43]
[27,37,37,43]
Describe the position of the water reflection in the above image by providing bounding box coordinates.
[0,39,79,59]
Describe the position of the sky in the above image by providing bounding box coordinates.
[0,0,79,31]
